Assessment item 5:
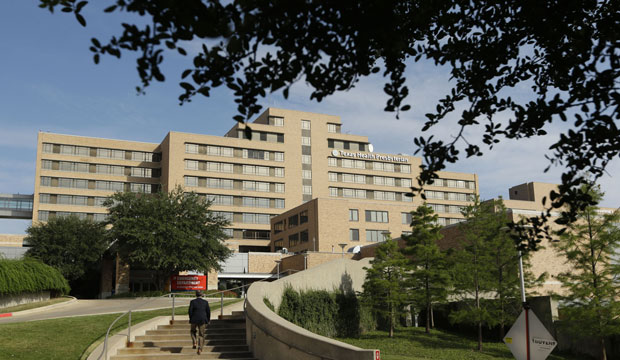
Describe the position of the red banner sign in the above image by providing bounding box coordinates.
[375,350,380,360]
[171,275,206,291]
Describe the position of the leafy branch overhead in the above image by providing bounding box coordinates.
[39,0,620,250]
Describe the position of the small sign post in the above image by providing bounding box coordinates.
[503,309,557,360]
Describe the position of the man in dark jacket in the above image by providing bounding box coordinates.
[189,290,211,354]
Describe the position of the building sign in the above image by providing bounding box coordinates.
[504,309,557,360]
[171,275,206,291]
[331,149,409,163]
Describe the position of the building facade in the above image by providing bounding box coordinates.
[33,108,478,254]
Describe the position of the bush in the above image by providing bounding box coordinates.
[277,286,371,338]
[0,258,70,296]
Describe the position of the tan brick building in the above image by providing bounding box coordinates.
[33,108,478,255]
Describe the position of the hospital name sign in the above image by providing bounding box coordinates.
[332,149,409,163]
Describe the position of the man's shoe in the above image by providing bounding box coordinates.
[197,348,201,355]
[192,344,196,349]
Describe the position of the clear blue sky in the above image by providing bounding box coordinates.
[1,1,618,234]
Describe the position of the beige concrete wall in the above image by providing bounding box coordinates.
[247,252,284,273]
[245,258,377,360]
[0,234,26,247]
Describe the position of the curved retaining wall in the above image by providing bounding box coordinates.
[245,258,378,360]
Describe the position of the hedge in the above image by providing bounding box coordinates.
[277,287,375,338]
[0,258,70,296]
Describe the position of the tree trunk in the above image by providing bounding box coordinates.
[601,337,607,360]
[389,303,394,338]
[431,304,435,329]
[425,275,431,333]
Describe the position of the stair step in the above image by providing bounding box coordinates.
[147,329,244,335]
[136,334,245,341]
[118,345,249,355]
[132,339,246,347]
[111,353,256,360]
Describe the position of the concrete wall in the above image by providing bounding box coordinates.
[245,258,377,360]
[0,291,50,308]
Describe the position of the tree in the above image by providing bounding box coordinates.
[553,188,620,360]
[25,215,109,283]
[402,204,450,334]
[360,236,409,338]
[38,1,620,247]
[105,186,231,290]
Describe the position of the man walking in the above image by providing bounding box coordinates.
[189,290,211,355]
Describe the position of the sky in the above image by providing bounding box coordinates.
[1,2,618,234]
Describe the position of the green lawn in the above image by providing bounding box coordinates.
[337,327,585,360]
[0,299,241,360]
[0,296,72,313]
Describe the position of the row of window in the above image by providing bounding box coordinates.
[200,194,285,209]
[42,160,159,178]
[184,176,285,193]
[348,229,390,242]
[185,143,285,162]
[211,211,276,224]
[428,203,465,214]
[38,210,108,222]
[185,160,285,177]
[235,129,284,143]
[328,172,412,187]
[425,190,476,202]
[431,178,476,190]
[40,176,158,193]
[40,194,108,207]
[273,210,309,233]
[328,157,412,173]
[42,143,160,162]
[329,187,413,202]
[221,228,271,240]
[287,229,309,247]
[328,139,369,152]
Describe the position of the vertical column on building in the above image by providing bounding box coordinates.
[301,120,312,202]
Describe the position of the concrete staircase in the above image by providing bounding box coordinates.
[111,311,256,360]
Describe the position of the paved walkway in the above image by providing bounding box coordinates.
[0,297,242,324]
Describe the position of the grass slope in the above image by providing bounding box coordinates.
[0,299,240,360]
[0,297,72,313]
[337,327,585,360]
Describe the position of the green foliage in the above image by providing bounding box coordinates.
[0,258,70,296]
[403,204,450,334]
[105,186,231,290]
[361,237,409,337]
[277,287,364,338]
[553,187,620,360]
[263,297,275,312]
[25,215,108,282]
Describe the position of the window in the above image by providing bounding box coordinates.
[185,144,199,154]
[275,168,284,177]
[328,158,337,167]
[222,228,234,238]
[289,233,299,247]
[402,212,412,225]
[185,176,198,187]
[214,211,234,222]
[328,172,337,182]
[300,210,308,224]
[41,160,53,170]
[275,183,285,193]
[302,155,312,164]
[39,194,50,204]
[221,147,233,157]
[349,209,359,221]
[301,120,311,129]
[401,164,411,173]
[40,177,51,186]
[302,170,312,179]
[42,143,53,153]
[288,214,299,228]
[401,178,412,187]
[366,210,388,223]
[366,230,388,242]
[93,213,108,222]
[327,123,340,133]
[269,116,284,126]
[349,229,359,241]
[274,221,285,234]
[329,187,338,197]
[185,160,198,170]
[300,230,309,243]
[302,185,312,195]
[38,211,49,221]
[275,199,285,208]
[243,213,270,224]
[244,149,268,160]
[301,137,311,146]
[274,152,284,162]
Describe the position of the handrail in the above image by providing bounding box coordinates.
[96,270,291,359]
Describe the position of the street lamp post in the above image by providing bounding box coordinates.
[338,243,347,258]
